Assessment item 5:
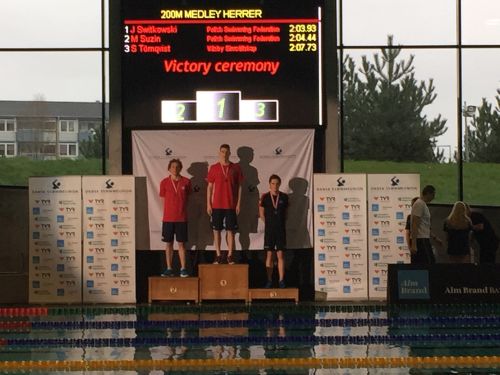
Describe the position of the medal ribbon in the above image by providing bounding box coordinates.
[170,176,180,194]
[271,192,280,211]
[220,162,230,181]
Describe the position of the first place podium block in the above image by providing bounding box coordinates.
[148,276,199,303]
[199,264,248,303]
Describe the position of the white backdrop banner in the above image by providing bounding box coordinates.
[82,176,136,303]
[132,129,314,251]
[367,174,420,300]
[29,176,82,304]
[313,174,368,300]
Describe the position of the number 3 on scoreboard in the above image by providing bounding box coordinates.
[256,102,266,117]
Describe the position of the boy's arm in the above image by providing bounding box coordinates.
[236,185,242,215]
[206,182,213,215]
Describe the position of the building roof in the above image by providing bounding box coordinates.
[0,101,109,118]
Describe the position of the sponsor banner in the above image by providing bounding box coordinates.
[367,174,419,300]
[132,129,314,250]
[313,174,368,300]
[29,176,82,304]
[388,264,500,304]
[82,176,136,303]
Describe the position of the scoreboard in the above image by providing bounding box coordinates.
[120,0,324,127]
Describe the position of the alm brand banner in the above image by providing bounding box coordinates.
[388,264,500,303]
[82,176,136,303]
[132,129,314,251]
[397,270,430,300]
[313,174,368,300]
[29,176,82,304]
[367,174,419,300]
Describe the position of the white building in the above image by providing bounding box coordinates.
[0,101,107,159]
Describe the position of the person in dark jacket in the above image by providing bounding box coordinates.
[467,206,499,264]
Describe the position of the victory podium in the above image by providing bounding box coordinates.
[198,264,248,303]
[148,264,300,304]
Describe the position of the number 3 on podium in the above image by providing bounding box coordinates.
[240,100,278,122]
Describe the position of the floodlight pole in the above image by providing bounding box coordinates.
[462,102,476,163]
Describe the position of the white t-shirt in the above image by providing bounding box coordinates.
[411,198,431,238]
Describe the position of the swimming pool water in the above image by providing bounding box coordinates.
[0,303,499,374]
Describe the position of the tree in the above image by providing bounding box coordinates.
[18,96,54,159]
[467,89,500,162]
[343,36,447,162]
[79,125,103,158]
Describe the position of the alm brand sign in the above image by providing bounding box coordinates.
[445,286,500,295]
[397,270,430,300]
[388,264,500,304]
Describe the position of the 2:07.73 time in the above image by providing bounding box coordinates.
[289,43,317,52]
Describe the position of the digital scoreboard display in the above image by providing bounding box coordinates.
[121,0,323,127]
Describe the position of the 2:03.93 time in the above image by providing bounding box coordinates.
[289,43,317,52]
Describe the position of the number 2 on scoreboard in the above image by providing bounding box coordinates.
[176,103,186,120]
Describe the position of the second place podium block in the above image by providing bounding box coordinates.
[148,276,199,303]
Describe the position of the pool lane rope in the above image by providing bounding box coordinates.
[1,333,500,347]
[2,316,500,332]
[0,356,499,370]
[3,304,500,317]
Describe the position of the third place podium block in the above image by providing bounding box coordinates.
[198,264,248,303]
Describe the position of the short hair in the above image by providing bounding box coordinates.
[422,185,435,195]
[269,174,281,184]
[168,158,182,170]
[220,144,230,151]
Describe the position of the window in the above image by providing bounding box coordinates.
[0,119,16,131]
[0,143,15,157]
[462,0,500,45]
[342,48,458,203]
[338,0,500,204]
[462,49,500,205]
[0,0,102,48]
[342,0,456,46]
[60,120,78,133]
[0,2,106,187]
[59,143,78,157]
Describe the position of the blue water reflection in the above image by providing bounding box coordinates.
[1,303,500,373]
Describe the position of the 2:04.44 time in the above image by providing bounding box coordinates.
[289,43,317,52]
[289,33,317,42]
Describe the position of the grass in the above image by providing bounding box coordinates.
[0,157,102,186]
[1,157,498,206]
[345,160,500,206]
